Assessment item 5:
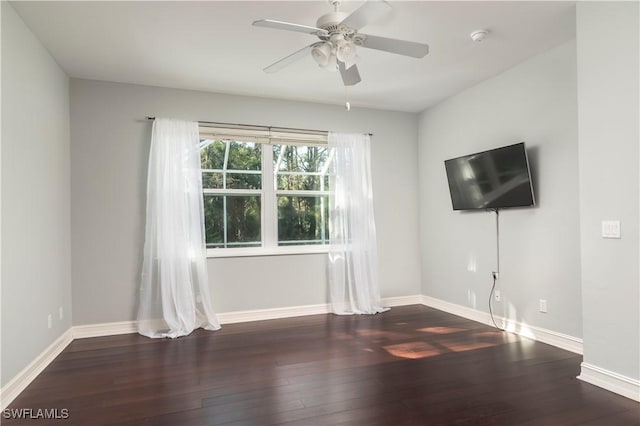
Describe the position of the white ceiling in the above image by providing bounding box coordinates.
[12,1,576,112]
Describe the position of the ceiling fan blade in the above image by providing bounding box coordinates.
[357,34,429,58]
[253,19,328,36]
[339,0,392,30]
[338,61,361,86]
[264,44,315,73]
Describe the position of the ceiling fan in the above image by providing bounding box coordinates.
[253,0,429,86]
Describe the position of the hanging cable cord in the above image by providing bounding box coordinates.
[489,208,505,331]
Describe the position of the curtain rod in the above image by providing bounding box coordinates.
[145,117,373,137]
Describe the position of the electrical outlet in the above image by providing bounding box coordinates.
[539,299,548,313]
[601,220,621,239]
[492,271,499,280]
[494,290,501,302]
[59,307,64,320]
[47,314,53,329]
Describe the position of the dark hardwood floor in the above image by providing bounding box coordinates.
[5,305,639,425]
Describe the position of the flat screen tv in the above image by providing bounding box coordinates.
[444,142,535,210]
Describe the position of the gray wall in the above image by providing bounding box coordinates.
[418,41,582,338]
[70,79,421,325]
[1,2,72,386]
[576,2,639,380]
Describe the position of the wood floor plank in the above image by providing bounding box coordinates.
[4,305,638,425]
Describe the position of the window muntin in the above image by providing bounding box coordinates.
[200,132,332,254]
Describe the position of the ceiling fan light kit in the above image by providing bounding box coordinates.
[336,39,357,69]
[253,0,430,86]
[311,42,333,67]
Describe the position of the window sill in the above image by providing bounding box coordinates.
[207,245,329,258]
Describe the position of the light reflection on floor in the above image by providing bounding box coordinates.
[383,341,442,359]
[380,326,513,360]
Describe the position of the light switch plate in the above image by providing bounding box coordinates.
[601,220,621,239]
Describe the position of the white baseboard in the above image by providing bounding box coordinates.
[72,320,138,339]
[382,294,423,307]
[64,295,423,339]
[420,295,584,355]
[423,294,640,402]
[0,328,73,410]
[70,308,335,338]
[578,362,640,402]
[217,303,330,324]
[216,295,422,323]
[420,294,491,326]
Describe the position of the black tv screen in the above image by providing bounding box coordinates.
[444,142,535,210]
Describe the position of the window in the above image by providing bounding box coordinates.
[200,127,332,256]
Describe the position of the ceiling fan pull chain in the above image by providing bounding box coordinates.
[344,86,351,111]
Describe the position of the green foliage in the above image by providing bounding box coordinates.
[228,141,261,171]
[200,140,226,170]
[277,196,328,245]
[203,195,224,246]
[274,145,329,191]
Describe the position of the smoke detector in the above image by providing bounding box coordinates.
[470,30,489,42]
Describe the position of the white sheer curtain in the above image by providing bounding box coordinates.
[328,132,388,315]
[137,118,221,338]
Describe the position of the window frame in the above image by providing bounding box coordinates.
[200,127,331,258]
